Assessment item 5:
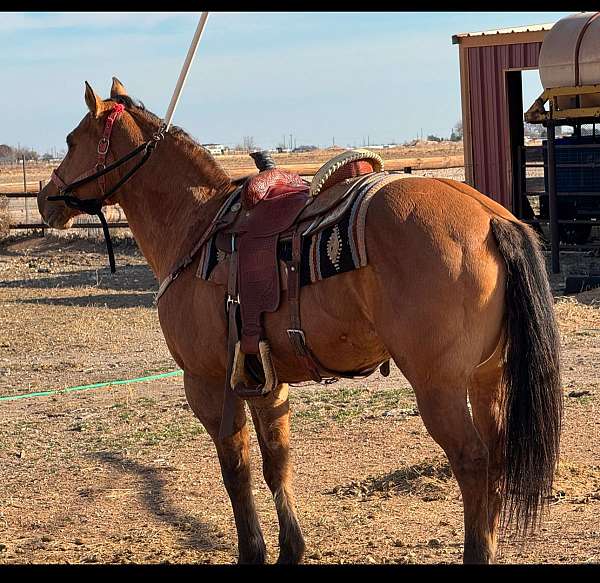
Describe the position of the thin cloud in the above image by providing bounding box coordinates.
[0,12,188,32]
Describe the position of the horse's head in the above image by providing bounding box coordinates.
[38,78,136,229]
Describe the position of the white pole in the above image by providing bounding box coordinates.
[163,12,209,132]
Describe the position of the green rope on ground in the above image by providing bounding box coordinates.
[0,370,184,402]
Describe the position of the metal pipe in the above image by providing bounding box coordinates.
[547,121,560,273]
[163,12,209,132]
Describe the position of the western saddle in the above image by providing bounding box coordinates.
[157,148,395,438]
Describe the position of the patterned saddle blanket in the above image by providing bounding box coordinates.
[197,175,378,289]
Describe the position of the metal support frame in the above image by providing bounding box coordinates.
[523,83,600,273]
[546,120,560,273]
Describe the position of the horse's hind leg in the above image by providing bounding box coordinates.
[468,345,506,561]
[249,383,305,564]
[407,367,494,564]
[183,372,267,564]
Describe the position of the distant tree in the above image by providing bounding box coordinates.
[450,119,463,142]
[242,136,256,152]
[0,144,14,162]
[13,147,39,161]
[427,134,443,142]
[41,152,54,161]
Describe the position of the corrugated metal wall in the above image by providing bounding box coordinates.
[467,42,542,209]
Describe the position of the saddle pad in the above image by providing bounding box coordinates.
[197,173,399,287]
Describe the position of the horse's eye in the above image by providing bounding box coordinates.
[66,134,74,148]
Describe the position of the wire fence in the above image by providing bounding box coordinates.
[1,155,465,238]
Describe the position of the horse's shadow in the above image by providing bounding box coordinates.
[1,264,156,293]
[88,451,231,552]
[17,292,155,309]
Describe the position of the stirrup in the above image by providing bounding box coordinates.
[230,340,278,398]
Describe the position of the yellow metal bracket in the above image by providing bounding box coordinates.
[524,84,600,123]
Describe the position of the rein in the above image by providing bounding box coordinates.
[48,103,165,273]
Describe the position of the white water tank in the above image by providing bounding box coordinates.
[539,11,600,108]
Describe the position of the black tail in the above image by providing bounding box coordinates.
[490,217,562,536]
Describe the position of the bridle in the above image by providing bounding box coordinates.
[48,102,165,272]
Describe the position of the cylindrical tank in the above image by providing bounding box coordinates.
[539,11,600,108]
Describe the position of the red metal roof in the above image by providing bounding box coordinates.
[453,22,554,44]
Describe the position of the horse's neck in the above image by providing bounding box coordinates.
[115,131,230,281]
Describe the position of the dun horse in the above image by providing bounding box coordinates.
[37,79,562,564]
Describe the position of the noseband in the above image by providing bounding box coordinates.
[48,103,165,273]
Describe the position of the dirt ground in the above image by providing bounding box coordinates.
[0,227,599,564]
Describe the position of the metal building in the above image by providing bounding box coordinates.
[453,23,553,210]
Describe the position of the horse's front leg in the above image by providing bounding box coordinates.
[248,383,305,564]
[183,371,267,564]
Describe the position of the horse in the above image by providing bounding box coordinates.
[37,78,562,564]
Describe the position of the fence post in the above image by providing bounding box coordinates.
[22,157,27,192]
[23,157,29,230]
[39,180,45,237]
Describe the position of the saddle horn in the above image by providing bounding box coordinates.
[250,150,276,172]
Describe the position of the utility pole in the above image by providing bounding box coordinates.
[290,133,293,152]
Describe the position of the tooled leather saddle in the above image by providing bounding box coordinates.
[205,149,394,438]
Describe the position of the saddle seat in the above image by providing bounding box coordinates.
[241,167,308,209]
[214,149,388,412]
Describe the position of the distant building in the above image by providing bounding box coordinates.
[292,145,318,153]
[202,143,226,156]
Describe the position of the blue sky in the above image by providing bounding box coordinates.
[1,11,572,154]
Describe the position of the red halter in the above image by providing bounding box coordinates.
[51,103,126,196]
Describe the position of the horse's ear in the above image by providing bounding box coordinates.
[110,77,128,98]
[84,81,102,117]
